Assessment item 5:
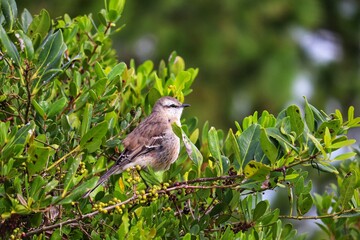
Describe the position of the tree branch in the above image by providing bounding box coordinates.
[279,208,359,220]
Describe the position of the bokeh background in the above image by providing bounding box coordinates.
[16,0,360,130]
[16,0,360,238]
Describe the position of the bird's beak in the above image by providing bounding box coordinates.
[182,103,190,108]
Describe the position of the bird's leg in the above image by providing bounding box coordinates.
[138,168,150,190]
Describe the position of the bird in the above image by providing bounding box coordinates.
[82,96,190,198]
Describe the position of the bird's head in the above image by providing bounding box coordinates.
[152,96,190,125]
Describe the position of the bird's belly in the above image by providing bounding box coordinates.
[152,136,180,171]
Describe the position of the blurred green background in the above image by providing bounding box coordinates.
[16,0,360,130]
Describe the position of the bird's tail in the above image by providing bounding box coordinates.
[82,163,124,198]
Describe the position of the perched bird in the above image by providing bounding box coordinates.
[82,96,190,198]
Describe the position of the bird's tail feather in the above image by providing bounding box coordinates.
[82,163,124,198]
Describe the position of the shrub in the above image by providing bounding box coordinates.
[0,0,359,239]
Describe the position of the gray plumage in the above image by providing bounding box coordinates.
[82,96,189,198]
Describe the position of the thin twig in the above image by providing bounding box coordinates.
[279,208,358,220]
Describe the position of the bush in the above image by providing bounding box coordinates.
[0,0,359,239]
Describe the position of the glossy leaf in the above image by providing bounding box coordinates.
[15,30,34,60]
[244,160,271,180]
[208,127,222,161]
[58,178,98,205]
[47,97,67,118]
[260,127,278,164]
[253,201,268,221]
[304,96,315,132]
[307,133,327,158]
[0,24,21,66]
[1,0,17,31]
[108,62,126,81]
[237,124,261,166]
[80,121,108,153]
[81,103,93,137]
[224,128,241,169]
[1,121,35,160]
[180,125,203,174]
[21,8,33,32]
[107,0,125,15]
[336,170,356,210]
[31,99,46,119]
[286,105,304,137]
[333,152,356,161]
[37,30,66,79]
[316,119,341,138]
[62,157,81,197]
[297,193,313,215]
[329,139,356,149]
[27,9,51,40]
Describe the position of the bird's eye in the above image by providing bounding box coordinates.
[169,104,178,108]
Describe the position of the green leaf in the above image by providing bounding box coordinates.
[31,99,46,119]
[323,127,331,148]
[348,106,354,123]
[286,105,304,137]
[37,30,66,81]
[138,167,161,186]
[244,160,271,180]
[47,97,67,118]
[253,201,268,221]
[316,119,341,138]
[81,103,93,137]
[29,176,46,201]
[58,178,98,205]
[62,157,81,197]
[108,62,126,81]
[107,0,125,16]
[297,193,313,215]
[208,127,222,161]
[28,146,52,175]
[180,125,203,174]
[258,208,280,225]
[44,179,59,193]
[15,30,34,60]
[0,122,9,147]
[224,128,242,170]
[201,121,209,156]
[21,8,33,32]
[237,124,261,166]
[333,152,356,161]
[98,10,108,26]
[189,224,200,235]
[91,78,107,97]
[294,176,305,196]
[307,133,327,158]
[266,127,298,153]
[94,61,106,78]
[336,170,357,210]
[27,9,51,40]
[1,0,18,31]
[314,161,339,174]
[260,127,278,164]
[0,24,21,66]
[304,96,315,132]
[329,139,356,149]
[1,121,35,160]
[80,121,108,153]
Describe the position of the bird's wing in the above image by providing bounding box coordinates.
[82,116,169,198]
[122,116,168,159]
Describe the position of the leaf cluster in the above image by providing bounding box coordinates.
[0,0,359,239]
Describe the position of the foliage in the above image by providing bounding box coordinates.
[0,0,359,239]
